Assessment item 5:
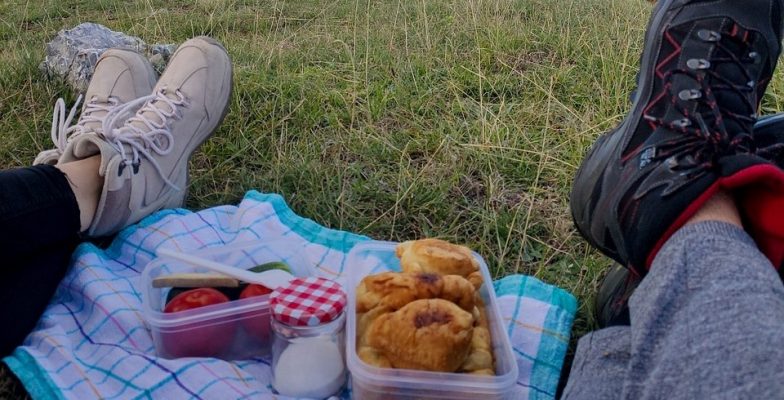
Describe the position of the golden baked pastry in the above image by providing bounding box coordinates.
[357,345,392,368]
[356,306,390,347]
[396,239,483,288]
[354,238,497,376]
[363,299,474,372]
[356,272,476,313]
[459,305,494,374]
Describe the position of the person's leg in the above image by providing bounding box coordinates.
[562,326,631,399]
[564,192,784,399]
[0,155,103,354]
[0,36,232,355]
[0,49,158,357]
[0,163,84,354]
[566,0,784,396]
[565,108,784,396]
[0,235,79,355]
[0,165,81,260]
[0,156,101,259]
[55,155,101,231]
[620,193,784,398]
[58,36,232,237]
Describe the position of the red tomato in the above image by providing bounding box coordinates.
[164,287,231,312]
[239,284,273,299]
[238,284,273,344]
[161,288,236,358]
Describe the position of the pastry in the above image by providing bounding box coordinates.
[459,317,494,374]
[459,295,495,374]
[354,239,497,376]
[357,345,392,369]
[363,299,474,372]
[396,239,483,288]
[356,272,476,313]
[356,306,391,347]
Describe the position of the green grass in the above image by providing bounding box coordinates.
[3,0,784,395]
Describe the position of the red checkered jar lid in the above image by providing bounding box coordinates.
[270,277,347,327]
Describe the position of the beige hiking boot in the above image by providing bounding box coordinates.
[60,36,233,237]
[34,49,157,165]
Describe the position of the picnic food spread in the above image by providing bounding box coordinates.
[145,239,503,398]
[355,238,496,375]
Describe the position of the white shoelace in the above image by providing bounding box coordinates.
[102,87,189,190]
[46,94,120,155]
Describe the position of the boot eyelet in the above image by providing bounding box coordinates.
[673,118,691,128]
[748,51,761,64]
[686,58,711,70]
[697,29,721,42]
[678,89,702,101]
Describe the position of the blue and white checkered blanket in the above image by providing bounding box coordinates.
[4,191,576,399]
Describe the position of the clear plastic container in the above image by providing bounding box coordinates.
[346,241,519,400]
[141,240,312,359]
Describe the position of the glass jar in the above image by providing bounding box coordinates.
[269,277,347,399]
[271,313,346,398]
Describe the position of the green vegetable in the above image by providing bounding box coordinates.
[249,261,292,274]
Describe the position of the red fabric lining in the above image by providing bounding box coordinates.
[644,164,784,271]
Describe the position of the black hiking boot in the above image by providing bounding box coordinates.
[595,264,639,328]
[595,113,784,328]
[571,0,784,276]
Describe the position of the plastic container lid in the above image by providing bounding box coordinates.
[270,277,347,327]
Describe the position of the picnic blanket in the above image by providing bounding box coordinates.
[4,190,577,399]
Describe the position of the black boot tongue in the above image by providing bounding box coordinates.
[710,43,757,143]
[714,90,753,135]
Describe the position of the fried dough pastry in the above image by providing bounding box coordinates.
[396,239,483,288]
[356,272,476,313]
[355,239,497,375]
[357,346,392,368]
[459,300,495,375]
[357,306,395,368]
[356,306,390,347]
[363,299,474,372]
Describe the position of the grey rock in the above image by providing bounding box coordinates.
[40,23,177,93]
[147,43,177,73]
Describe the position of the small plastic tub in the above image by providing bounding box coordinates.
[346,241,519,400]
[141,240,312,360]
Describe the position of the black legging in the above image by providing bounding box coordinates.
[0,164,81,356]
